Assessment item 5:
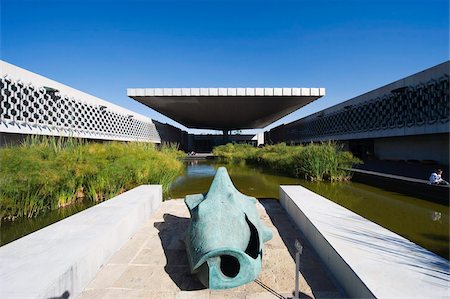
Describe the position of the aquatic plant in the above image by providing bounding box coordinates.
[0,136,184,220]
[213,142,362,181]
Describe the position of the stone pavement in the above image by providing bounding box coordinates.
[79,199,344,299]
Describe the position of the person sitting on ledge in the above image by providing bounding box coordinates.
[429,169,449,185]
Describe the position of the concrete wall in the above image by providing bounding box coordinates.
[153,120,188,150]
[264,62,449,165]
[1,61,152,122]
[278,61,449,143]
[255,132,264,146]
[1,60,160,143]
[265,124,285,144]
[374,133,449,165]
[279,185,450,299]
[0,185,162,299]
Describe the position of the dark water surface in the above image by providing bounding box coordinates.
[1,159,448,260]
[169,160,449,259]
[0,200,96,246]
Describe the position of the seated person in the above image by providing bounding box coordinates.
[429,169,449,185]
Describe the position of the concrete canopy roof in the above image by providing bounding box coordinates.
[128,87,325,130]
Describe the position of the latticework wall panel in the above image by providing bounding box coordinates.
[0,76,161,143]
[284,75,450,142]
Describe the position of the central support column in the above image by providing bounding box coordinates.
[222,130,229,144]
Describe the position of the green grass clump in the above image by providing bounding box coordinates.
[213,142,362,181]
[0,136,184,220]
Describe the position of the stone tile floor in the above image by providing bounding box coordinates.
[79,199,344,299]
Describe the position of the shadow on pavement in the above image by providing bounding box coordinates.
[154,213,206,291]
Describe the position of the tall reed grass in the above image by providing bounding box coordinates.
[0,136,184,220]
[213,142,362,181]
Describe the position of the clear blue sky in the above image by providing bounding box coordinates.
[1,0,449,134]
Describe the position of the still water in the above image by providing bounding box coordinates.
[1,159,448,260]
[170,160,449,259]
[0,200,96,246]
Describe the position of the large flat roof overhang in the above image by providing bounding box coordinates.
[128,87,325,130]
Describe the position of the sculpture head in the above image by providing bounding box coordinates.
[184,167,273,289]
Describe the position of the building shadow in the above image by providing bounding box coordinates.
[154,213,205,291]
[258,199,347,299]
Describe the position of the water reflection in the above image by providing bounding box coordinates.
[431,211,442,222]
[169,160,449,260]
[1,200,95,246]
[186,162,215,177]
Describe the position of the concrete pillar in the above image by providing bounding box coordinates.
[222,130,229,144]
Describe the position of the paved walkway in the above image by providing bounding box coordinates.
[79,199,344,299]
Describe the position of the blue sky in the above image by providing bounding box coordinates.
[1,0,449,134]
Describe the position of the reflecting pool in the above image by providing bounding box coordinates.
[169,160,449,259]
[1,159,448,260]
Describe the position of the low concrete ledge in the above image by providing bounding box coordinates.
[0,185,162,299]
[280,185,450,298]
[348,168,449,203]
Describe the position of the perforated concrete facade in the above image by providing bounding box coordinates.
[287,75,449,141]
[0,61,160,143]
[267,61,450,143]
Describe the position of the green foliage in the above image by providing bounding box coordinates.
[0,136,183,220]
[213,142,362,182]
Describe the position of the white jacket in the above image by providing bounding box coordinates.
[429,172,442,184]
